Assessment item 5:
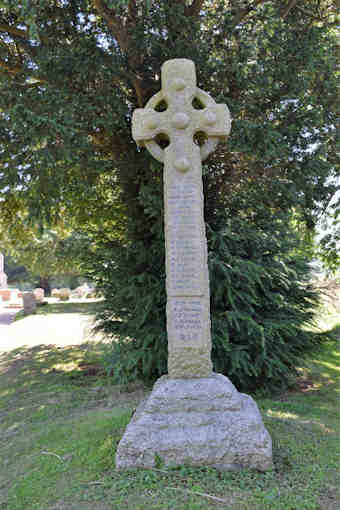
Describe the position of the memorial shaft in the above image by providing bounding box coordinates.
[132,59,230,378]
[165,133,212,377]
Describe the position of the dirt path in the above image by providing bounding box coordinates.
[0,308,19,326]
[0,308,104,353]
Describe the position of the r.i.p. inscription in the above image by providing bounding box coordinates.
[132,59,231,378]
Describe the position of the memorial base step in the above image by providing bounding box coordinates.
[116,373,273,472]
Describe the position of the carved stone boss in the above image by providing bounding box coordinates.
[132,59,231,378]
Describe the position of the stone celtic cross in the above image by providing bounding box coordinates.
[132,58,231,378]
[117,59,272,472]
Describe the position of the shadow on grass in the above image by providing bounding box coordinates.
[260,337,340,462]
[0,341,108,396]
[38,300,104,315]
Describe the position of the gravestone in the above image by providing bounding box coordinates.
[116,59,272,471]
[58,288,71,300]
[33,288,45,303]
[0,253,8,289]
[23,292,37,315]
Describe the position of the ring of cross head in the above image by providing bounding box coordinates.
[143,88,222,164]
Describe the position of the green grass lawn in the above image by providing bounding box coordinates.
[0,309,339,509]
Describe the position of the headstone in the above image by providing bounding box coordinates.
[0,253,8,289]
[6,288,22,308]
[59,288,71,300]
[115,59,272,471]
[33,288,45,303]
[23,292,36,315]
[0,289,11,302]
[71,283,90,298]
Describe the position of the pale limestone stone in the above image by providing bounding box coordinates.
[133,58,230,378]
[33,288,45,303]
[116,58,272,472]
[23,292,36,315]
[116,373,273,471]
[71,283,90,298]
[0,289,11,302]
[58,288,71,300]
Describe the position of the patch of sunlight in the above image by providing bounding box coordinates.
[267,410,299,420]
[299,420,335,433]
[317,360,340,372]
[318,361,340,372]
[315,373,336,383]
[100,435,115,452]
[37,348,55,356]
[42,362,79,373]
[22,379,39,387]
[6,422,22,432]
[0,389,11,398]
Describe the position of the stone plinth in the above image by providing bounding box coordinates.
[23,292,37,315]
[116,373,272,471]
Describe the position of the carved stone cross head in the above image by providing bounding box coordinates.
[132,59,231,170]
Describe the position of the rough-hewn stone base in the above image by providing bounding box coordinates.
[116,373,273,472]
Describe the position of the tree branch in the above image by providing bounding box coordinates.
[92,0,121,36]
[0,24,28,39]
[92,0,149,106]
[231,0,267,30]
[186,0,205,17]
[0,59,23,75]
[128,0,138,21]
[281,0,298,19]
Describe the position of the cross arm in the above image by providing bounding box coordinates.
[132,108,167,146]
[193,104,231,140]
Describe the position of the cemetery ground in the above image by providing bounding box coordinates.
[0,301,339,509]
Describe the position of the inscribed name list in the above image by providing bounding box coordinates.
[165,175,204,297]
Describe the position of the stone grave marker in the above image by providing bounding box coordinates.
[59,288,71,300]
[116,59,272,471]
[23,292,37,315]
[33,288,45,303]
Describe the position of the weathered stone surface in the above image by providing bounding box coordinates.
[58,288,71,300]
[71,283,90,298]
[23,292,36,315]
[132,58,230,378]
[33,288,45,303]
[0,289,11,302]
[116,373,273,471]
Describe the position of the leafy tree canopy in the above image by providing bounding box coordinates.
[0,0,338,240]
